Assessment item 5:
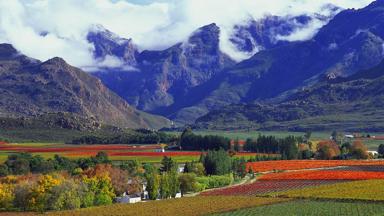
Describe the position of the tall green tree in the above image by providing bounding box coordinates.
[279,136,299,160]
[203,149,232,175]
[378,144,384,157]
[168,169,180,198]
[160,156,176,173]
[159,173,170,199]
[145,165,160,200]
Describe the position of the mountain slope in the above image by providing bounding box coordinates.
[93,23,235,117]
[195,60,384,131]
[0,44,170,129]
[171,0,384,124]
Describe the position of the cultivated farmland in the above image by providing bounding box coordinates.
[213,200,384,216]
[270,180,384,201]
[0,142,265,163]
[259,170,384,180]
[45,196,288,216]
[200,180,347,196]
[247,160,384,172]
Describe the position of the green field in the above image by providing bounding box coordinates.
[213,200,384,216]
[168,130,331,140]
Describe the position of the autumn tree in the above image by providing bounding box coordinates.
[27,174,62,212]
[316,140,341,160]
[81,173,115,206]
[0,183,14,210]
[350,140,368,159]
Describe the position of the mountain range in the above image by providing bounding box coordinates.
[195,59,384,131]
[90,0,384,129]
[1,0,384,131]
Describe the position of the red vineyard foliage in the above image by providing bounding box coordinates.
[260,170,384,180]
[200,180,346,196]
[0,144,162,153]
[65,151,204,157]
[247,160,384,172]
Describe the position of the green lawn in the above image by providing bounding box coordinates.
[213,200,384,216]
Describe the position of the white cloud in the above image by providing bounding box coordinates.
[0,0,375,67]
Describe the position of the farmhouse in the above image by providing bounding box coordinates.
[116,193,142,204]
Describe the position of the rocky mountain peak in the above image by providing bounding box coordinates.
[44,57,68,65]
[87,25,138,65]
[0,44,23,61]
[186,23,220,55]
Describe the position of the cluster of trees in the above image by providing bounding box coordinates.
[143,156,180,200]
[316,140,370,160]
[242,131,373,160]
[179,128,230,151]
[0,148,247,212]
[179,149,251,195]
[245,135,300,160]
[0,152,111,177]
[0,163,139,212]
[71,129,177,145]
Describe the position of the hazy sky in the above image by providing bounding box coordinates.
[0,0,375,68]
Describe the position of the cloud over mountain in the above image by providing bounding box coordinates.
[0,0,375,68]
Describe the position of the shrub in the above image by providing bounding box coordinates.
[196,174,233,189]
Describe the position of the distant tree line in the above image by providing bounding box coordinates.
[70,129,177,144]
[244,135,300,160]
[179,128,230,151]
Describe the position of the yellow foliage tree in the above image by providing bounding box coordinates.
[0,183,14,210]
[28,174,62,212]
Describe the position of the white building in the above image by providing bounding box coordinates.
[368,151,379,156]
[116,193,142,204]
[345,134,354,139]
